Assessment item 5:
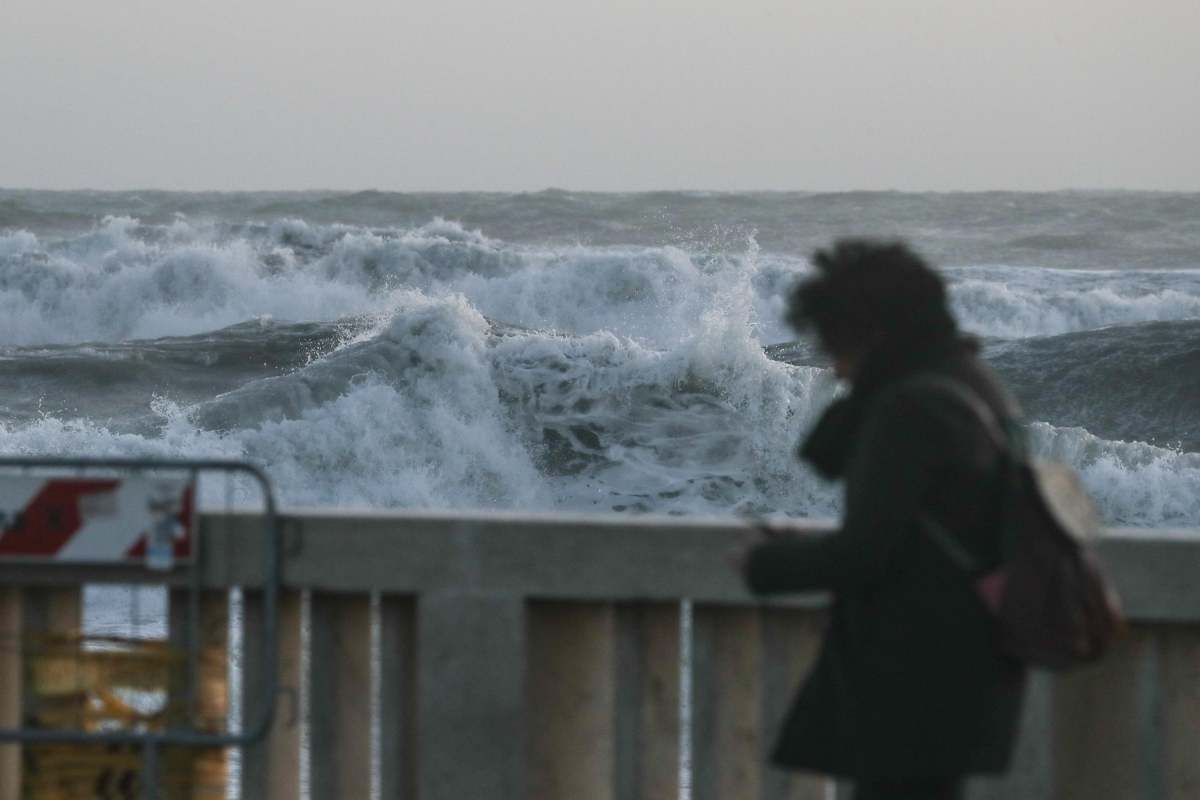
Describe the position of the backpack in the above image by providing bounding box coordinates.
[913,377,1124,670]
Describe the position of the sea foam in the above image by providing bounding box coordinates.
[0,217,1197,526]
[3,219,1200,348]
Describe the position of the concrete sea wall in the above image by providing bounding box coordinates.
[1,510,1197,799]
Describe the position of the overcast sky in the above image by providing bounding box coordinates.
[2,0,1197,192]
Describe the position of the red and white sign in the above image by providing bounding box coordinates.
[0,477,195,566]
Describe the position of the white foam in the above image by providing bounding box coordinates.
[0,321,1195,526]
[1029,422,1200,526]
[5,219,1200,348]
[1,219,1198,525]
[0,288,842,516]
[0,218,394,345]
[490,305,842,516]
[0,382,548,512]
[0,296,549,510]
[949,273,1200,338]
[0,230,39,257]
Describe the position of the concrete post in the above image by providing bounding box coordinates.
[240,589,303,800]
[170,589,231,798]
[691,605,764,800]
[760,608,828,800]
[968,671,1054,800]
[379,595,417,800]
[19,586,80,792]
[22,587,80,634]
[1160,625,1200,799]
[309,591,372,800]
[0,587,20,800]
[527,602,617,800]
[196,591,231,798]
[417,593,527,800]
[614,603,682,800]
[1052,628,1157,800]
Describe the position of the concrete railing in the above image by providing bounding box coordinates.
[2,510,1199,800]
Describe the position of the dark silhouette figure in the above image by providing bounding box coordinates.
[742,240,1026,800]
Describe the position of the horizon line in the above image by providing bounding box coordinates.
[4,185,1200,196]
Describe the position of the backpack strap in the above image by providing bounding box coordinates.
[920,512,980,572]
[898,375,1021,574]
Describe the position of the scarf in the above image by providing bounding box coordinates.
[799,335,977,480]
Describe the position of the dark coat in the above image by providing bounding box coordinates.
[746,339,1026,780]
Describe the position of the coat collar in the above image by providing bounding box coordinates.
[799,335,975,479]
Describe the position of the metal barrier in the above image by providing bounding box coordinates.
[0,458,279,800]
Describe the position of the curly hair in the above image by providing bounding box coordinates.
[785,239,957,356]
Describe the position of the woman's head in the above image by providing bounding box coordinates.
[785,239,957,373]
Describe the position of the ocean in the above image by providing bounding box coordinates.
[1,188,1198,527]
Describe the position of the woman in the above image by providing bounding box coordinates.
[742,240,1026,800]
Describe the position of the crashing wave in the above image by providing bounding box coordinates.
[0,214,1196,525]
[3,219,1200,348]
